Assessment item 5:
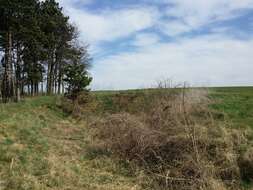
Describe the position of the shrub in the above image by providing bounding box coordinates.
[239,147,253,182]
[61,92,98,119]
[90,89,247,190]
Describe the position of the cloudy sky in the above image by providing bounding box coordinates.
[57,0,253,90]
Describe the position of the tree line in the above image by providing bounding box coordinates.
[0,0,92,103]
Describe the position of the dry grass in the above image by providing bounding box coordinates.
[0,96,139,190]
[60,92,99,120]
[239,147,253,182]
[90,88,249,190]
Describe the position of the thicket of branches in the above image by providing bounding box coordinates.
[0,0,92,103]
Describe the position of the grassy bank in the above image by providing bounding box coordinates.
[0,96,138,190]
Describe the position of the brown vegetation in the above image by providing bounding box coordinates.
[239,147,253,182]
[60,92,99,119]
[90,89,250,190]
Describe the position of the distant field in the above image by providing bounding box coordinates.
[210,87,253,129]
[93,86,253,129]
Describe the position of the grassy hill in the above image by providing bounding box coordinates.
[0,97,137,190]
[0,87,252,190]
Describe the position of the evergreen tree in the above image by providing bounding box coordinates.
[0,0,92,102]
[63,46,92,100]
[0,0,18,102]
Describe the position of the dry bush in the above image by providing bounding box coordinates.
[61,92,99,119]
[60,97,74,114]
[239,147,253,182]
[90,88,247,190]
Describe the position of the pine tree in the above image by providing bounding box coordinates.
[0,0,19,102]
[0,0,92,102]
[40,0,70,95]
[63,45,92,100]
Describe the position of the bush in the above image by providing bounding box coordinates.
[61,91,98,119]
[90,89,247,190]
[239,147,253,182]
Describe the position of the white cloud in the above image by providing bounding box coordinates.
[159,20,191,36]
[57,0,253,41]
[58,0,253,39]
[92,34,253,90]
[56,0,253,89]
[159,0,253,36]
[132,33,160,47]
[57,0,159,44]
[57,0,92,7]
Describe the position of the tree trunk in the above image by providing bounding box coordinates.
[47,61,51,94]
[47,50,53,95]
[57,63,62,94]
[47,56,55,95]
[36,83,39,95]
[41,82,44,95]
[28,84,30,96]
[50,62,54,94]
[2,31,14,103]
[31,80,34,96]
[21,72,25,96]
[15,42,21,102]
[57,75,62,94]
[62,82,65,94]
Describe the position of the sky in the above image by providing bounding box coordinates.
[57,0,253,90]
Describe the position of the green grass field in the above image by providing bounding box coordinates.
[210,87,253,130]
[0,87,252,190]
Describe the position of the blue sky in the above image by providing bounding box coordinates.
[58,0,253,90]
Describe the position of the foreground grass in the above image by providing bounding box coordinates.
[0,96,138,190]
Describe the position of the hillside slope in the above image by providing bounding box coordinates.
[0,97,138,190]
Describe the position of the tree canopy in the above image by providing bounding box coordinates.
[0,0,92,102]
